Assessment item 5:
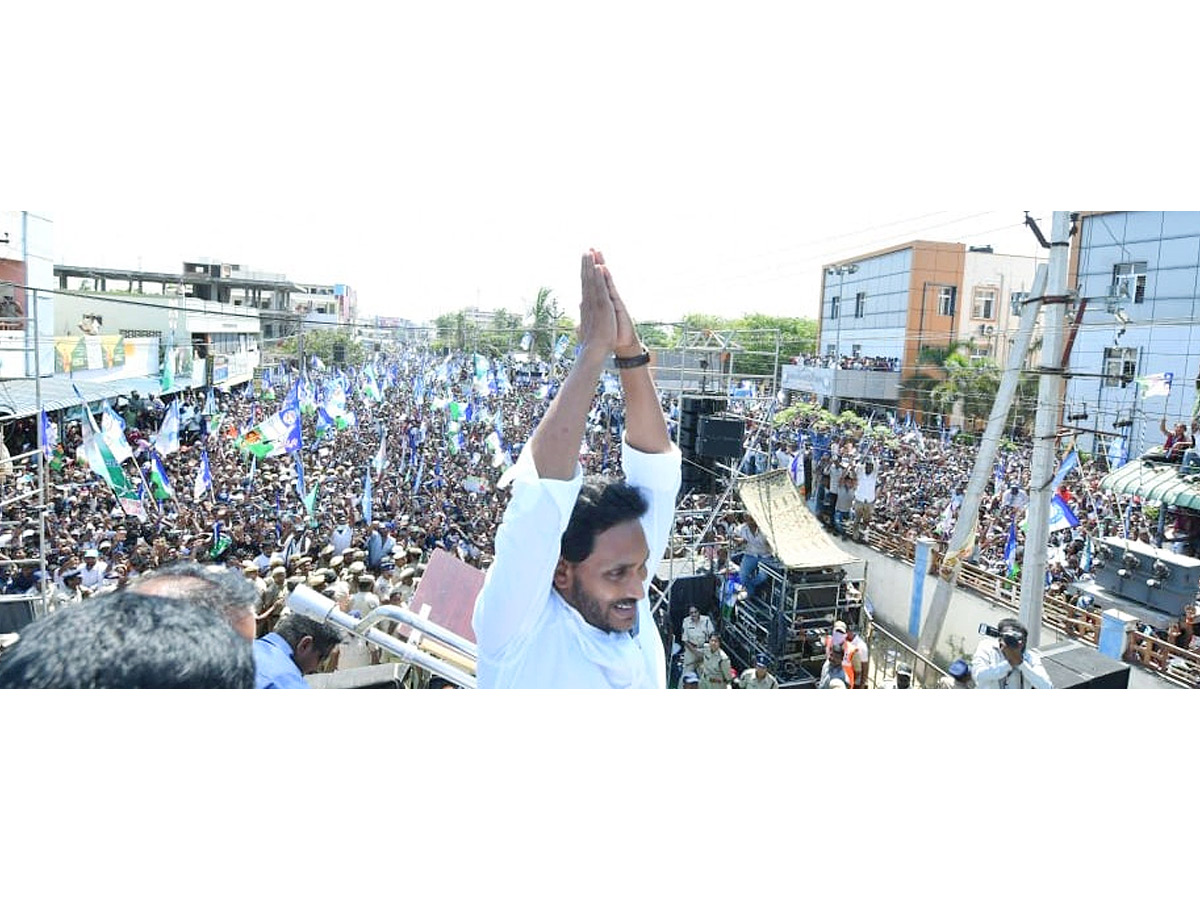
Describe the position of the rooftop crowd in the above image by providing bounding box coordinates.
[792,354,901,371]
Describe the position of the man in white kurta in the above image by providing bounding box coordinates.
[472,249,680,689]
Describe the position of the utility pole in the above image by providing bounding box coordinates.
[916,265,1048,657]
[826,263,857,414]
[1018,211,1074,646]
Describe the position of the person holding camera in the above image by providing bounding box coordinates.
[971,617,1053,689]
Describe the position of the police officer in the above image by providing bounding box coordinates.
[736,653,779,688]
[679,605,714,676]
[697,634,734,689]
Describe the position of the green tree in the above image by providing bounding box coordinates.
[636,322,673,348]
[732,313,818,377]
[477,308,523,356]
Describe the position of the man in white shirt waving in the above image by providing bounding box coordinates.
[471,249,681,688]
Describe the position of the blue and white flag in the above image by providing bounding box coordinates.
[1004,521,1019,577]
[100,399,135,463]
[1047,494,1081,532]
[193,448,213,501]
[1050,448,1080,492]
[149,450,174,500]
[293,453,306,504]
[520,332,532,352]
[552,334,570,359]
[1082,535,1093,573]
[39,409,58,460]
[362,468,373,522]
[412,455,425,495]
[373,431,387,476]
[1107,436,1128,470]
[157,399,181,456]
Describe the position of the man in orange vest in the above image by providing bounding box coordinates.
[822,620,862,689]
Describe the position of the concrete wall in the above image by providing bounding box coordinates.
[836,531,1176,688]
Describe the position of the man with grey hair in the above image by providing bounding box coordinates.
[125,560,259,641]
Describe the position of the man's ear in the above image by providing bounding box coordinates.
[552,557,572,592]
[296,635,314,655]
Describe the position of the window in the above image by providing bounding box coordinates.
[852,344,863,357]
[854,291,866,318]
[937,286,956,317]
[829,295,840,320]
[826,344,836,357]
[1103,346,1137,387]
[972,286,997,319]
[1112,262,1147,304]
[1010,291,1029,315]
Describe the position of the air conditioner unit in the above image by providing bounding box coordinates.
[984,325,995,336]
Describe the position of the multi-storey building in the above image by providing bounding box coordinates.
[783,240,1041,420]
[1066,211,1200,460]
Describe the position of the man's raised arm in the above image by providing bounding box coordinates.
[530,250,617,480]
[598,252,671,456]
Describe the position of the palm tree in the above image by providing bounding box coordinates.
[528,287,561,361]
[930,348,1001,431]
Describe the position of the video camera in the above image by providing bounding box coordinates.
[979,623,1026,648]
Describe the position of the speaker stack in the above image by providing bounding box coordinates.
[679,397,725,495]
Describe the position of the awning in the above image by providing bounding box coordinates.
[1099,457,1200,512]
[0,374,194,421]
[735,469,862,570]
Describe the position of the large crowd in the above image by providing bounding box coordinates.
[1,344,1196,675]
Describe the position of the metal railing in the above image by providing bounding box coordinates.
[859,527,1200,688]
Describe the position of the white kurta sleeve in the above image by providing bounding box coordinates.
[471,442,582,658]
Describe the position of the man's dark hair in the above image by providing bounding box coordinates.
[996,617,1028,642]
[126,561,256,624]
[0,591,254,689]
[559,476,649,564]
[274,613,343,659]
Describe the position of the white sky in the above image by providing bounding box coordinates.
[10,4,1189,326]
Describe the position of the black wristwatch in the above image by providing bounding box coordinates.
[614,344,651,369]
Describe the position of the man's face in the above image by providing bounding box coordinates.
[555,520,649,634]
[293,636,331,675]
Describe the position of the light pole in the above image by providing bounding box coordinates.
[826,263,858,413]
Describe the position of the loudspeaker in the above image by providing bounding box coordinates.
[680,454,715,495]
[1037,641,1131,689]
[665,573,718,638]
[697,415,745,458]
[679,398,725,455]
